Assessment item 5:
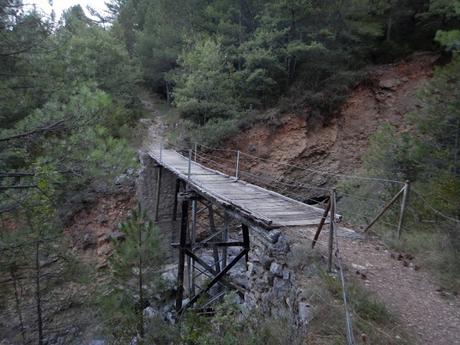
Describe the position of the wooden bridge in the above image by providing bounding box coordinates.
[147,146,329,314]
[149,148,326,229]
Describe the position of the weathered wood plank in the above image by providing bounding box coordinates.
[148,149,325,228]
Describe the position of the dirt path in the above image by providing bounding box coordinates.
[138,89,167,145]
[338,233,460,345]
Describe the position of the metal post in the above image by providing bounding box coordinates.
[242,224,250,266]
[154,167,162,222]
[190,199,197,297]
[187,149,192,182]
[208,205,220,273]
[397,180,410,238]
[194,143,197,162]
[222,213,229,267]
[328,188,336,272]
[175,194,189,313]
[172,179,180,222]
[160,137,164,163]
[235,150,240,180]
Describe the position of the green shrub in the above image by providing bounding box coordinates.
[192,118,240,146]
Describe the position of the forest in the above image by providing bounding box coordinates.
[0,0,459,344]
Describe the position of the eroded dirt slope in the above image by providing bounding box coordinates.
[64,189,136,266]
[226,52,438,186]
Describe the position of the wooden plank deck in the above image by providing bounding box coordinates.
[148,148,325,229]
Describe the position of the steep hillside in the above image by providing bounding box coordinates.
[218,52,460,345]
[224,53,439,187]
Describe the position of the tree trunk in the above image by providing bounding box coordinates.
[238,0,243,71]
[10,267,26,345]
[165,81,171,105]
[454,119,459,175]
[386,16,392,41]
[35,240,44,345]
[137,222,144,342]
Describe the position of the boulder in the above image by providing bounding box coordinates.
[282,269,290,280]
[161,270,177,291]
[379,78,401,90]
[97,214,109,224]
[110,230,125,241]
[115,174,128,185]
[260,254,273,270]
[270,262,283,277]
[273,277,291,297]
[230,272,250,289]
[267,229,282,243]
[298,302,311,323]
[81,233,97,249]
[271,236,290,257]
[143,306,158,319]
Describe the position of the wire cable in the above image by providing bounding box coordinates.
[411,188,460,224]
[177,140,405,185]
[333,193,356,345]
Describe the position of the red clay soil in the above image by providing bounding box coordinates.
[64,190,136,266]
[224,52,438,184]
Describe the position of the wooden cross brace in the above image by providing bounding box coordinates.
[174,192,250,315]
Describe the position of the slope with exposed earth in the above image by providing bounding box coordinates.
[204,52,460,344]
[224,52,438,187]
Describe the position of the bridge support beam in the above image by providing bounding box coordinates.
[154,167,162,222]
[172,179,181,222]
[175,192,189,313]
[173,194,249,315]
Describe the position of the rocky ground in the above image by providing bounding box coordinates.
[290,224,460,345]
[339,234,460,345]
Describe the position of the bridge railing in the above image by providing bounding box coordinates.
[158,139,460,244]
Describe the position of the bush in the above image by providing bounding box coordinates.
[180,294,306,345]
[192,118,240,146]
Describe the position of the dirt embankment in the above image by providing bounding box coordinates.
[225,52,438,186]
[64,189,136,266]
[224,52,460,345]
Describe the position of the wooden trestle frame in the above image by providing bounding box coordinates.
[172,188,249,315]
[149,149,330,316]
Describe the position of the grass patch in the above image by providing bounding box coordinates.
[306,271,412,345]
[386,228,460,292]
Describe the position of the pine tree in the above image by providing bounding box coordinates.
[173,37,240,125]
[0,164,82,344]
[99,205,164,344]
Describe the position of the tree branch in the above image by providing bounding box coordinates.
[0,172,34,178]
[0,120,64,143]
[0,184,37,190]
